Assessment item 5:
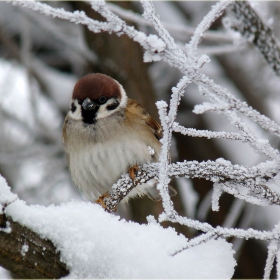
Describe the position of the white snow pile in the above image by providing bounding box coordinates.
[1,175,236,278]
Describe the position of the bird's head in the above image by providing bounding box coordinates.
[69,73,127,124]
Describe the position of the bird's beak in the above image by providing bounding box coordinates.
[82,98,98,110]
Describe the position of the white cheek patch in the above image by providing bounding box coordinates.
[118,83,127,109]
[96,82,127,120]
[96,98,120,120]
[68,99,82,120]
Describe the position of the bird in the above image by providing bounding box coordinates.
[62,73,176,207]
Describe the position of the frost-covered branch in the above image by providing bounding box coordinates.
[187,0,233,57]
[107,2,234,44]
[104,160,280,212]
[230,0,280,76]
[196,82,280,137]
[11,1,110,33]
[12,0,168,64]
[172,231,218,256]
[263,239,280,279]
[104,163,280,244]
[173,123,245,141]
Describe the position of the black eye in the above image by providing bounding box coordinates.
[99,96,107,104]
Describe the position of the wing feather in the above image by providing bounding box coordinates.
[127,99,162,140]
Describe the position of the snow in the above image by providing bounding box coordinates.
[20,244,29,257]
[0,175,236,278]
[0,267,10,279]
[6,200,236,279]
[0,176,18,208]
[216,158,232,166]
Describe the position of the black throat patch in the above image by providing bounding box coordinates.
[78,100,99,125]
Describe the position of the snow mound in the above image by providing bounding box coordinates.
[6,198,236,278]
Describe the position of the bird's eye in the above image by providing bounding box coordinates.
[99,96,107,104]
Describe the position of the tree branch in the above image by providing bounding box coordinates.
[104,161,279,212]
[230,1,280,76]
[0,213,69,279]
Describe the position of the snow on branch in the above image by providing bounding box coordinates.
[11,1,110,33]
[11,0,166,63]
[230,1,280,76]
[104,159,280,212]
[172,123,245,141]
[0,177,69,278]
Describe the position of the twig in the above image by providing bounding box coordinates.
[188,0,233,57]
[106,2,234,44]
[104,160,279,212]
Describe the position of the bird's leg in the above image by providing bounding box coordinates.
[128,165,139,185]
[95,192,113,211]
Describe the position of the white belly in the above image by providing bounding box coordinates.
[69,137,156,201]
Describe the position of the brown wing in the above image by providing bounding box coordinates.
[126,99,162,140]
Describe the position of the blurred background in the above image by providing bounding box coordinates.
[1,1,280,278]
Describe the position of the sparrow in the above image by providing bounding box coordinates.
[62,73,176,205]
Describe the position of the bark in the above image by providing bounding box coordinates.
[0,213,69,279]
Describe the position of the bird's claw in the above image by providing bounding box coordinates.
[96,192,110,209]
[128,165,139,185]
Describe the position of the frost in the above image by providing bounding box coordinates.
[0,174,18,208]
[212,183,223,211]
[146,34,166,53]
[216,158,232,166]
[197,54,211,68]
[21,244,29,256]
[193,102,228,114]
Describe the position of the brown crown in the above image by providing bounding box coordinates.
[72,73,121,101]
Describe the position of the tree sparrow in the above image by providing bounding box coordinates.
[62,73,176,204]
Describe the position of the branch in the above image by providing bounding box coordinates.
[263,239,280,279]
[106,2,234,44]
[104,160,279,212]
[196,81,280,139]
[188,0,233,57]
[0,213,69,278]
[172,123,245,141]
[230,1,280,76]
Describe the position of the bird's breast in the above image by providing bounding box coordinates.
[64,113,160,201]
[69,133,158,201]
